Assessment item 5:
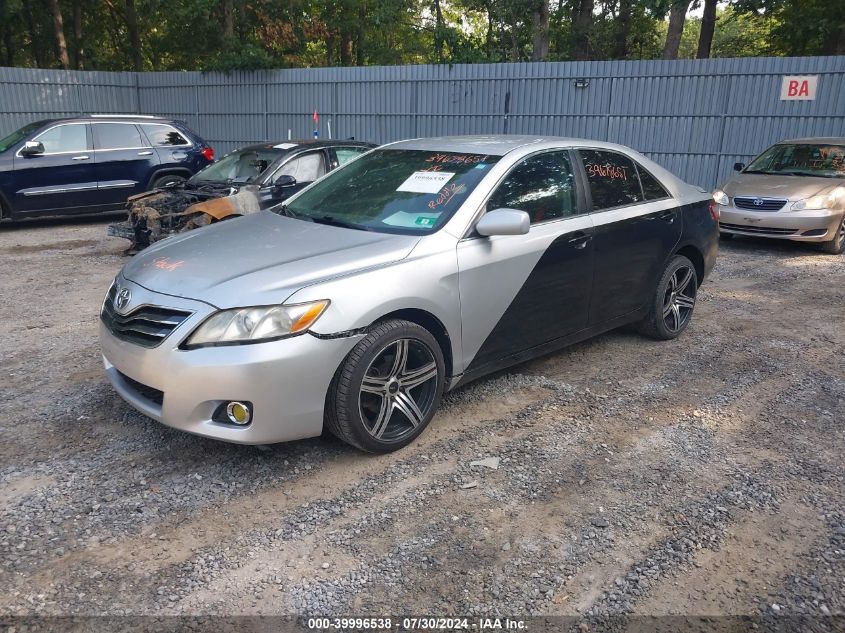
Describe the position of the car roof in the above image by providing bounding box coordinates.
[779,137,845,145]
[384,135,644,156]
[35,115,178,125]
[236,139,375,153]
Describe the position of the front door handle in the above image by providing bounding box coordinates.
[567,231,592,249]
[71,155,89,161]
[137,151,153,156]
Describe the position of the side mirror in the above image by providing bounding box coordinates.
[733,162,745,172]
[476,208,530,237]
[271,174,297,196]
[21,141,45,156]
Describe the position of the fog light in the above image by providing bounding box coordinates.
[226,401,251,425]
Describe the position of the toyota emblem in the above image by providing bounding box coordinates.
[114,287,132,312]
[753,198,765,206]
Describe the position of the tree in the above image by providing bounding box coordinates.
[696,0,717,58]
[530,0,550,61]
[47,0,70,69]
[663,0,691,59]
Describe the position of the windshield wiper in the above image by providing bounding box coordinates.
[275,204,311,221]
[311,215,370,231]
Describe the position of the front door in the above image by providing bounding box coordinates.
[93,122,160,206]
[457,150,594,377]
[12,122,96,214]
[259,149,329,208]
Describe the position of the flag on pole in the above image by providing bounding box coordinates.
[313,110,319,139]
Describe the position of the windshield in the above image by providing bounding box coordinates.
[0,121,44,153]
[191,147,283,184]
[280,149,500,234]
[745,143,845,178]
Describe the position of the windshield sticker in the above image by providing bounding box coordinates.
[428,182,466,210]
[397,171,456,194]
[585,162,629,181]
[383,211,441,228]
[425,153,490,166]
[273,143,297,149]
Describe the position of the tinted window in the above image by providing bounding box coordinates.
[93,123,144,150]
[638,166,670,200]
[335,147,367,165]
[141,123,189,147]
[581,149,642,210]
[33,124,88,153]
[487,151,577,224]
[275,151,326,183]
[1,121,44,153]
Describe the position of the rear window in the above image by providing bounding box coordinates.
[142,123,190,147]
[93,123,144,150]
[638,166,670,200]
[580,149,643,211]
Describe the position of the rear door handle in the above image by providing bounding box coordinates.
[137,151,153,156]
[658,210,675,223]
[567,231,592,249]
[71,155,89,161]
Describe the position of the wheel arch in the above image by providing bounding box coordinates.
[147,168,193,189]
[372,308,454,379]
[674,244,705,287]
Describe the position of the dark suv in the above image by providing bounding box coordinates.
[0,115,213,220]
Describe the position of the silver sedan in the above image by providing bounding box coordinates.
[99,135,716,452]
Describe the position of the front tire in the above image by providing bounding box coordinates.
[638,255,698,340]
[820,217,845,254]
[150,174,186,189]
[324,319,445,453]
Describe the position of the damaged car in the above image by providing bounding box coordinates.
[108,139,374,252]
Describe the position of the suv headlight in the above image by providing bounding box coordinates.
[184,300,330,348]
[712,190,729,206]
[791,189,841,211]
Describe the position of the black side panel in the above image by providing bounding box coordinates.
[679,199,719,279]
[465,229,594,375]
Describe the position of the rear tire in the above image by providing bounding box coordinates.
[719,232,734,240]
[324,319,445,453]
[820,217,845,254]
[638,254,698,341]
[150,174,186,189]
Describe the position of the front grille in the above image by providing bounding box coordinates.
[101,284,192,348]
[117,370,164,406]
[719,222,797,236]
[733,197,787,211]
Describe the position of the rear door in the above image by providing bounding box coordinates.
[93,122,160,206]
[457,150,594,377]
[577,148,681,326]
[12,122,96,214]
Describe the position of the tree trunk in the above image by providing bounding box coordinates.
[356,0,365,65]
[25,2,47,67]
[614,0,632,59]
[823,19,845,55]
[573,0,593,61]
[339,30,352,66]
[73,0,84,69]
[222,0,234,39]
[696,0,717,59]
[485,0,494,60]
[124,0,143,71]
[47,0,70,69]
[662,2,687,59]
[432,0,445,62]
[530,0,550,61]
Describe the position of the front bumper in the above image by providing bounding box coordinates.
[718,205,843,242]
[99,279,361,444]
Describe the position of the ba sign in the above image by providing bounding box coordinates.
[780,75,818,101]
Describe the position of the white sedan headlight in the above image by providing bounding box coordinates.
[712,190,729,206]
[184,300,330,348]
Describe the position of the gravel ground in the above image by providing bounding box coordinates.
[0,217,843,631]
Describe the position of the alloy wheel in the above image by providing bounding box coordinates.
[358,338,439,441]
[662,265,696,333]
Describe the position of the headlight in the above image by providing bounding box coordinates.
[712,190,729,206]
[791,189,841,211]
[184,300,330,348]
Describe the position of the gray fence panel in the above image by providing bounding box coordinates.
[1,56,844,188]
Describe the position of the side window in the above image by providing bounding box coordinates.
[637,165,670,201]
[487,151,578,224]
[274,151,326,183]
[93,123,144,150]
[335,147,367,166]
[580,149,642,211]
[141,124,189,147]
[33,124,88,153]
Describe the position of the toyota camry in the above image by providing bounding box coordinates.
[99,135,718,453]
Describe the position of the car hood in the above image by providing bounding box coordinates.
[121,211,420,309]
[721,173,842,201]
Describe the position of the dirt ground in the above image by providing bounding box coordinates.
[0,217,843,631]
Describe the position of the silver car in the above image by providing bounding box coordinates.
[714,138,845,254]
[99,135,717,452]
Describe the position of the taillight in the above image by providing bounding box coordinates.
[708,201,720,221]
[200,146,214,162]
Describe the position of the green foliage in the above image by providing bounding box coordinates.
[0,0,839,71]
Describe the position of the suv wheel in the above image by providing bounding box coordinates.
[151,174,186,189]
[325,319,445,453]
[820,217,845,255]
[638,254,698,340]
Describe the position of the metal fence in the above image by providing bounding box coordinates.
[1,56,843,189]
